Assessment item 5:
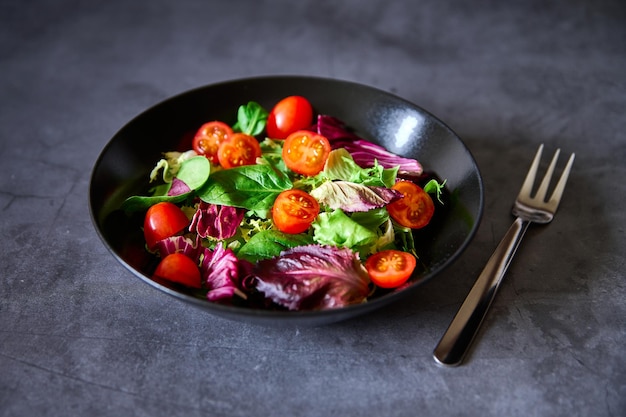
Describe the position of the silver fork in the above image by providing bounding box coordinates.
[433,144,575,367]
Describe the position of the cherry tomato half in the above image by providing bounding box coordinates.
[272,189,320,234]
[386,181,435,229]
[365,250,416,289]
[217,133,262,169]
[266,96,314,139]
[143,202,190,251]
[192,121,234,164]
[282,130,331,176]
[153,253,202,288]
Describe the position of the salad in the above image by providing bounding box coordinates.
[121,95,446,311]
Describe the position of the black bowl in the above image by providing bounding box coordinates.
[89,76,484,326]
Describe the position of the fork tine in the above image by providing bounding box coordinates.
[548,152,575,208]
[519,144,544,197]
[534,148,561,201]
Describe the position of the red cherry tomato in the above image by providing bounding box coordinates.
[192,121,234,164]
[282,130,331,176]
[217,133,262,169]
[153,253,202,288]
[143,202,189,250]
[365,250,416,288]
[266,96,314,139]
[386,181,435,229]
[272,189,320,234]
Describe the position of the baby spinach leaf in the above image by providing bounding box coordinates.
[232,101,269,136]
[175,156,211,190]
[120,193,189,213]
[196,164,292,217]
[121,156,210,212]
[237,230,314,263]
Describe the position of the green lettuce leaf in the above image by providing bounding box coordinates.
[349,208,396,254]
[423,178,447,204]
[322,148,398,188]
[309,181,401,212]
[312,209,379,252]
[258,138,289,175]
[350,207,391,230]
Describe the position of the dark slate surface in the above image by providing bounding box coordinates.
[1,1,624,416]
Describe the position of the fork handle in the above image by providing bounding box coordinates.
[433,217,530,366]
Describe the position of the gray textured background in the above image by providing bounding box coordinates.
[1,1,625,416]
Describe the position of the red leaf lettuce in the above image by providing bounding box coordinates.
[189,202,246,239]
[200,243,251,302]
[315,115,423,175]
[253,245,371,310]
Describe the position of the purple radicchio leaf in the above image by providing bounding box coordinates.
[167,178,192,196]
[315,115,423,175]
[156,235,202,260]
[312,114,362,141]
[200,243,249,302]
[253,244,371,311]
[189,202,246,239]
[310,181,402,212]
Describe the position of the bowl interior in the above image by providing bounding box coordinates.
[90,76,484,325]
